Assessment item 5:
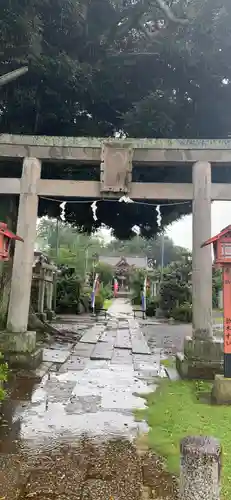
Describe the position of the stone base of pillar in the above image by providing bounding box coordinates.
[46,310,56,321]
[211,374,231,404]
[36,312,47,322]
[0,330,43,370]
[176,336,223,380]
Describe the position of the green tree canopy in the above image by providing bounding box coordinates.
[36,217,103,277]
[1,0,231,138]
[94,262,114,286]
[36,217,189,269]
[2,0,231,237]
[102,234,187,266]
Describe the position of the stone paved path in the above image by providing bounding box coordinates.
[0,299,169,500]
[141,321,192,356]
[141,315,223,357]
[15,299,164,444]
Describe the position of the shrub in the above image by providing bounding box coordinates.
[0,354,8,401]
[130,268,146,305]
[159,265,192,318]
[171,302,192,323]
[132,295,142,306]
[79,286,92,313]
[131,279,152,307]
[212,268,222,308]
[100,284,113,301]
[94,293,104,313]
[56,274,81,313]
[94,262,114,286]
[146,297,159,317]
[160,279,191,314]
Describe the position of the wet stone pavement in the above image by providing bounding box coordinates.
[140,320,192,357]
[0,299,174,500]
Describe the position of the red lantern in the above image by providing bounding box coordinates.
[0,222,24,261]
[201,225,231,267]
[202,225,231,378]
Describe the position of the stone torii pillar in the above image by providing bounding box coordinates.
[177,161,223,379]
[192,161,213,340]
[2,157,43,369]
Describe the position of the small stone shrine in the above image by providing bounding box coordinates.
[31,251,57,321]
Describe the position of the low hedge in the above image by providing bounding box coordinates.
[171,302,192,323]
[0,354,8,401]
[146,297,159,317]
[100,284,113,301]
[92,293,104,314]
[56,274,81,313]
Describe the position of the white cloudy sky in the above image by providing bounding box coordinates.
[99,201,231,250]
[166,201,231,249]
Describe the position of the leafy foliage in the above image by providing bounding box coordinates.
[171,302,192,323]
[37,218,188,267]
[94,262,114,286]
[212,268,222,308]
[105,235,187,266]
[37,218,104,277]
[130,267,159,315]
[159,260,192,317]
[93,293,104,314]
[0,0,191,136]
[146,297,159,317]
[100,284,113,301]
[56,272,82,314]
[130,268,146,306]
[0,355,8,401]
[79,285,92,313]
[2,0,231,138]
[2,1,231,237]
[37,218,194,315]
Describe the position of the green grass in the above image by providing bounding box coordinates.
[135,380,231,499]
[0,354,8,401]
[160,357,176,369]
[103,298,113,310]
[213,316,223,325]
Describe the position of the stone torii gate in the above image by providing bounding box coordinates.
[0,134,229,374]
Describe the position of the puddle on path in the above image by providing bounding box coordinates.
[0,305,175,499]
[0,375,177,499]
[0,375,38,454]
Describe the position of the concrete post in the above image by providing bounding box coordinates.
[46,280,55,320]
[192,161,213,339]
[38,277,45,314]
[7,157,41,333]
[46,281,53,311]
[180,436,221,500]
